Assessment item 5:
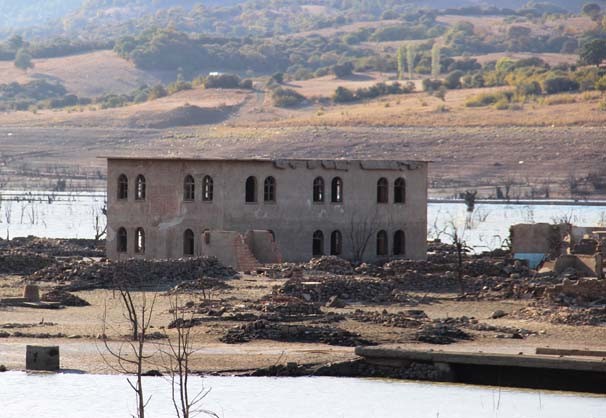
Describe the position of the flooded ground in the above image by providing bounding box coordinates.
[1,190,605,250]
[1,372,603,418]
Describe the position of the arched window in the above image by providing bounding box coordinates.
[376,230,388,256]
[135,175,146,200]
[117,227,127,253]
[313,177,325,202]
[330,230,342,256]
[135,228,145,253]
[394,178,406,204]
[184,175,195,201]
[245,176,257,203]
[264,176,276,202]
[203,175,213,201]
[377,178,388,203]
[331,177,343,203]
[393,230,405,256]
[312,230,324,256]
[183,229,194,256]
[117,174,128,200]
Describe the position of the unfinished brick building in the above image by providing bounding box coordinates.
[105,157,428,269]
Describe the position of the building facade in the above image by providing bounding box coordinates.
[106,157,428,264]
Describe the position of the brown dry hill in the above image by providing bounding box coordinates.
[0,86,251,128]
[0,50,169,97]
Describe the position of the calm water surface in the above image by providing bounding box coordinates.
[2,191,606,251]
[0,372,604,418]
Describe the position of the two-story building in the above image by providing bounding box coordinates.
[105,157,428,268]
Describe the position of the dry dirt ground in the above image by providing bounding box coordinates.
[2,273,605,375]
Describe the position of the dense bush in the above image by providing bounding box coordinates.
[542,77,580,94]
[332,62,354,78]
[333,81,414,103]
[271,87,306,108]
[465,91,513,107]
[201,74,253,89]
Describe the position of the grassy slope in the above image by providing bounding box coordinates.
[0,50,170,97]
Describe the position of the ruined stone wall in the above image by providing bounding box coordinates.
[106,158,428,263]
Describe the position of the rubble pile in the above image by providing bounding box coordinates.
[220,320,375,346]
[543,278,606,306]
[515,306,606,326]
[260,263,303,279]
[27,257,238,290]
[306,256,354,275]
[41,289,90,307]
[169,277,233,293]
[0,251,56,275]
[0,236,103,258]
[415,323,472,344]
[255,295,322,316]
[436,316,534,338]
[348,309,428,328]
[279,276,400,303]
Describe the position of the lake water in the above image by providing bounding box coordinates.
[0,372,604,418]
[1,190,606,251]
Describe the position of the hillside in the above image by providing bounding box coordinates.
[0,50,166,97]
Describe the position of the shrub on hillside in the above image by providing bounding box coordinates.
[333,82,414,103]
[271,88,306,108]
[332,62,354,79]
[541,77,579,95]
[465,91,513,107]
[203,74,252,89]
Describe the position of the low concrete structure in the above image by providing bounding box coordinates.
[26,345,60,371]
[355,346,606,393]
[105,158,428,266]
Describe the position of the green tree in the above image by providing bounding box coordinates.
[14,49,33,70]
[406,45,416,80]
[397,46,405,80]
[431,44,441,79]
[333,86,355,103]
[8,35,24,51]
[582,3,602,20]
[580,39,606,66]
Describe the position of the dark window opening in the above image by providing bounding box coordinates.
[264,176,276,202]
[312,230,324,256]
[184,229,194,256]
[117,174,128,200]
[135,175,146,200]
[394,178,406,204]
[377,230,388,256]
[135,228,145,253]
[330,230,342,256]
[377,178,388,203]
[313,177,325,202]
[331,177,343,203]
[184,175,195,201]
[203,175,213,201]
[245,176,257,203]
[394,230,405,256]
[268,230,276,241]
[117,227,127,253]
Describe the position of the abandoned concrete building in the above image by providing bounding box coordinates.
[105,157,428,269]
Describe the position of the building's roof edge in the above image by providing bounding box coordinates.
[98,156,432,163]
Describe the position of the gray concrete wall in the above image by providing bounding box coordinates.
[106,159,428,262]
[246,230,281,263]
[199,230,240,269]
